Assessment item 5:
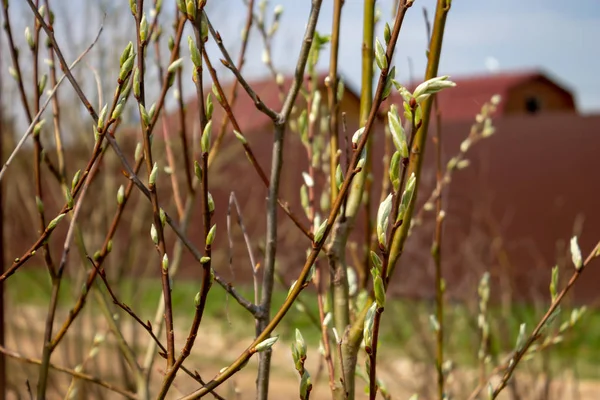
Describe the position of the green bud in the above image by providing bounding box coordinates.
[313,218,328,243]
[389,151,401,190]
[188,35,202,68]
[107,240,113,253]
[335,164,344,190]
[207,192,215,213]
[120,42,134,67]
[162,253,169,271]
[374,37,387,70]
[139,13,148,42]
[571,236,583,270]
[363,303,377,352]
[194,160,202,181]
[186,0,197,20]
[47,213,65,231]
[206,93,213,120]
[300,370,312,400]
[194,292,201,307]
[139,103,150,126]
[397,173,416,222]
[150,224,158,244]
[33,119,45,136]
[35,196,44,214]
[388,105,408,158]
[167,58,184,74]
[206,224,216,246]
[254,336,278,353]
[376,194,392,247]
[149,162,158,186]
[119,54,136,81]
[159,208,166,227]
[234,130,247,144]
[370,251,382,272]
[117,185,125,205]
[135,142,143,161]
[384,22,391,45]
[200,256,211,263]
[133,68,141,99]
[201,120,212,153]
[373,270,386,308]
[25,27,34,49]
[71,170,81,192]
[38,74,47,95]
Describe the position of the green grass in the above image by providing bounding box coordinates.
[7,268,600,379]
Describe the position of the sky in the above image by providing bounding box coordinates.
[4,0,600,115]
[219,0,600,113]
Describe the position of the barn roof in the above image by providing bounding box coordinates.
[390,69,576,121]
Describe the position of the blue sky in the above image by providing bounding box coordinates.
[5,0,600,114]
[219,0,600,113]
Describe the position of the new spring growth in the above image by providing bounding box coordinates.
[313,219,328,243]
[35,196,44,214]
[372,267,386,308]
[335,164,344,190]
[112,99,126,121]
[119,52,135,82]
[389,152,401,191]
[120,42,133,67]
[412,76,457,104]
[97,104,108,131]
[200,256,210,264]
[32,119,45,136]
[363,302,377,352]
[188,36,202,69]
[570,236,583,270]
[117,185,125,205]
[207,192,215,213]
[133,68,141,98]
[139,103,150,126]
[382,66,396,99]
[167,58,184,74]
[150,224,158,244]
[206,224,216,246]
[129,0,137,15]
[254,336,279,353]
[206,93,213,120]
[162,253,169,271]
[377,194,393,247]
[149,162,158,186]
[300,370,312,400]
[300,185,309,216]
[388,105,408,158]
[309,91,321,123]
[549,265,559,302]
[302,172,314,188]
[233,130,247,144]
[201,120,212,153]
[71,170,81,192]
[374,37,387,70]
[370,251,383,272]
[194,292,201,307]
[47,213,66,231]
[159,208,166,227]
[24,26,34,49]
[139,13,148,42]
[384,22,392,45]
[194,160,202,181]
[397,173,416,222]
[185,0,197,20]
[515,323,527,351]
[291,329,307,372]
[38,74,47,95]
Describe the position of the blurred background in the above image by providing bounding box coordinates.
[1,0,599,398]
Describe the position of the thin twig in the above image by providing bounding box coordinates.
[0,345,137,399]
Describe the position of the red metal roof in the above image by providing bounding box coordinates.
[390,70,575,122]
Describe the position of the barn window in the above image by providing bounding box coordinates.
[525,96,541,114]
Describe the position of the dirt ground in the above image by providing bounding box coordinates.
[3,305,599,399]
